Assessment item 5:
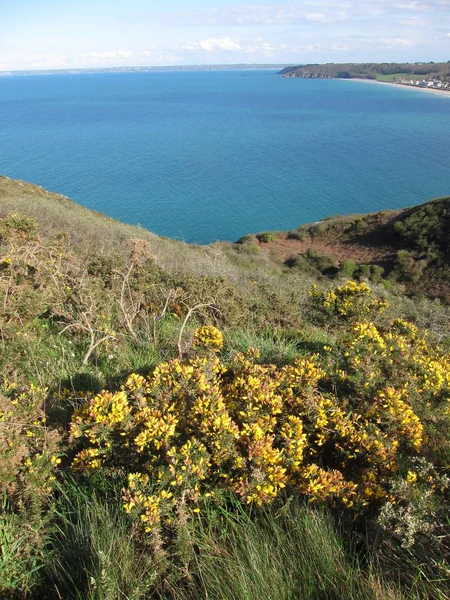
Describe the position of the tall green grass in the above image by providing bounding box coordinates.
[0,495,47,597]
[38,481,406,600]
[170,500,401,600]
[41,478,161,600]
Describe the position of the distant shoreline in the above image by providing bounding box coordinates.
[0,64,286,77]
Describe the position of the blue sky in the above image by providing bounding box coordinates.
[1,0,449,70]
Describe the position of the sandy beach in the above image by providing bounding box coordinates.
[349,77,450,97]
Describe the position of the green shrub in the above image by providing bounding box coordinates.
[0,500,48,597]
[394,198,450,254]
[393,250,425,283]
[340,259,357,278]
[304,249,337,274]
[236,234,257,245]
[257,232,276,243]
[284,254,321,277]
[358,264,372,279]
[286,230,305,241]
[370,264,385,283]
[0,212,39,240]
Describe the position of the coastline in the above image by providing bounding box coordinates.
[348,77,450,97]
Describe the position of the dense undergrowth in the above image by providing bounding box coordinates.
[1,178,450,599]
[241,195,450,301]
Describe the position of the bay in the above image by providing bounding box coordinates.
[0,70,449,244]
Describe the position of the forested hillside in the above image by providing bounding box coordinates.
[280,61,450,83]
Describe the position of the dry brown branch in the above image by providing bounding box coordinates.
[177,301,223,359]
[118,263,139,338]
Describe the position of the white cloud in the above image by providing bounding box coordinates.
[24,55,68,68]
[245,37,277,54]
[182,37,242,52]
[305,12,327,22]
[331,42,350,51]
[86,50,133,60]
[152,4,339,26]
[380,37,413,47]
[181,36,301,57]
[150,1,450,28]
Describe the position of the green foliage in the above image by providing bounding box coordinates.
[236,234,257,245]
[284,254,321,277]
[0,212,39,240]
[256,232,276,243]
[392,250,425,284]
[394,199,450,255]
[370,264,385,283]
[42,478,160,600]
[286,230,305,241]
[340,259,357,278]
[0,496,49,597]
[303,249,337,274]
[355,263,385,283]
[175,501,401,600]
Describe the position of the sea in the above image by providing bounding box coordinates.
[1,69,450,244]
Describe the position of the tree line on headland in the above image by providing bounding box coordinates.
[280,61,450,83]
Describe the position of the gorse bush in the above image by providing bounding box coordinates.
[309,280,388,324]
[256,232,276,243]
[0,382,60,597]
[394,199,450,255]
[0,382,60,506]
[70,285,450,545]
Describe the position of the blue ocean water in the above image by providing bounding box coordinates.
[1,70,450,244]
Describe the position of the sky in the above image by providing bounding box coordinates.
[1,0,449,71]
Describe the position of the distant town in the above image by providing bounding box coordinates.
[394,77,450,91]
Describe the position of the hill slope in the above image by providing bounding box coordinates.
[2,176,450,600]
[241,196,450,300]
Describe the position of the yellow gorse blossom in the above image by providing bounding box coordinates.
[68,283,450,534]
[69,308,448,532]
[310,280,388,321]
[193,325,224,351]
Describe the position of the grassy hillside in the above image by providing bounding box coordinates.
[1,176,450,600]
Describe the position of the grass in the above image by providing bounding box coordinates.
[37,481,406,600]
[41,478,160,600]
[223,329,300,365]
[0,493,50,597]
[175,501,401,600]
[375,73,418,82]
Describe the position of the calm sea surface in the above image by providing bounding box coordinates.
[1,70,450,244]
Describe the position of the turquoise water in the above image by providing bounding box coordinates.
[1,70,450,244]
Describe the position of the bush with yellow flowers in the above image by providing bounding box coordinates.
[193,325,224,352]
[0,381,61,506]
[68,309,450,535]
[327,317,450,461]
[309,280,388,325]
